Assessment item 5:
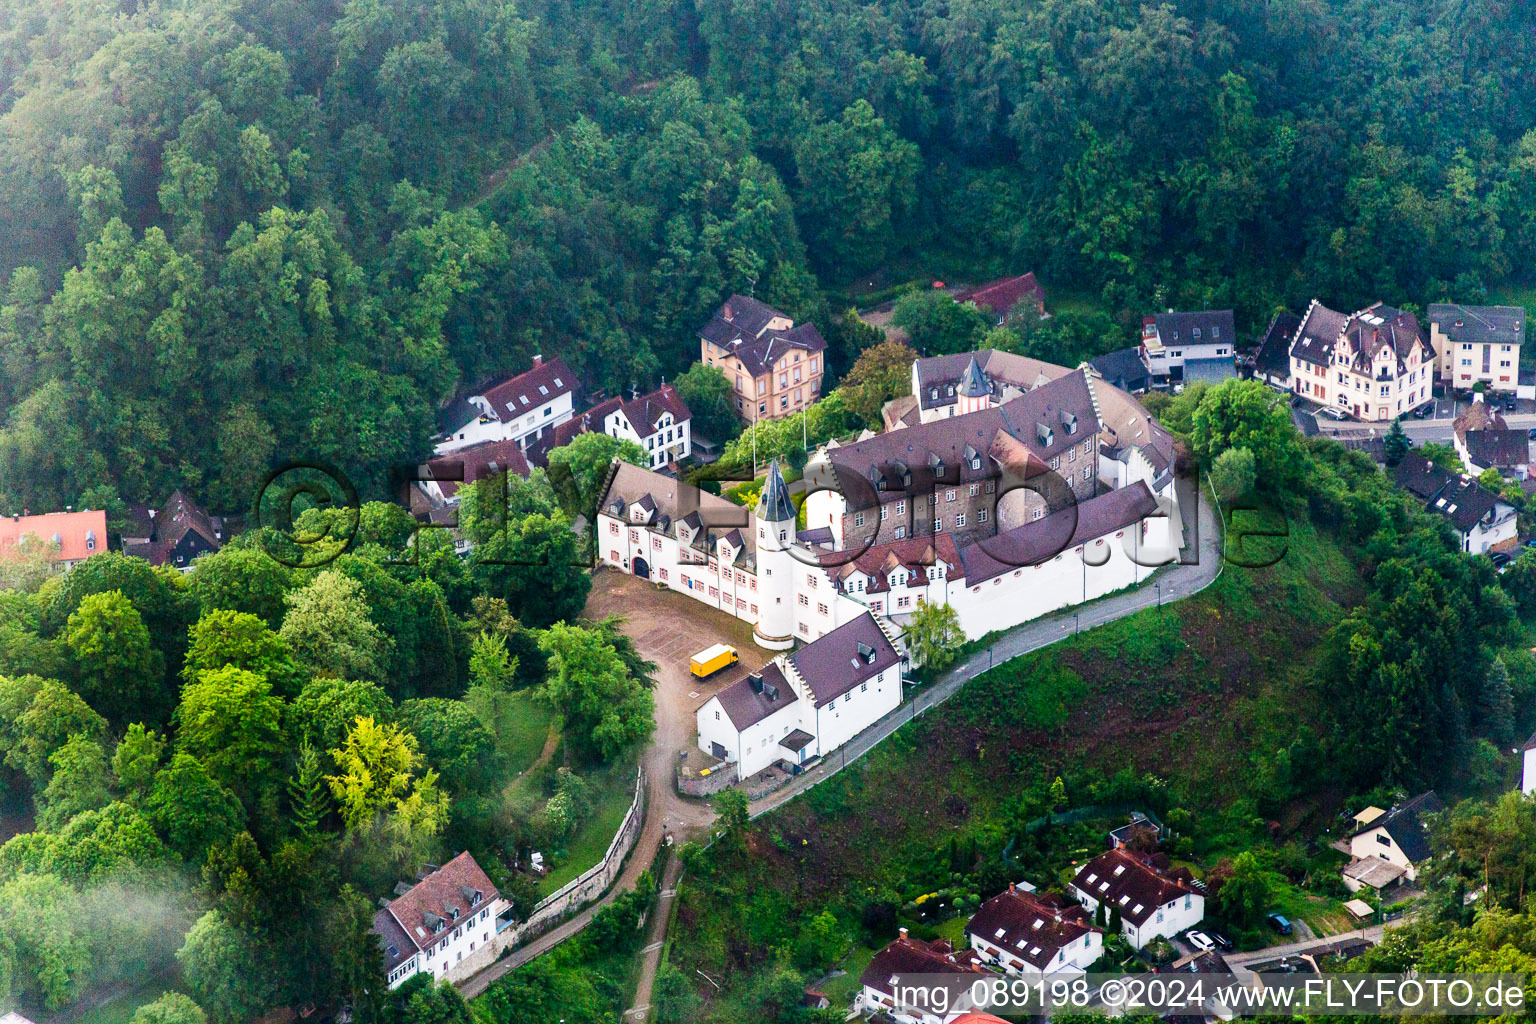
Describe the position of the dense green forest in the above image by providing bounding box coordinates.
[5,0,1536,510]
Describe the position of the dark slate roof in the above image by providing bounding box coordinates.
[1291,300,1351,366]
[713,662,798,731]
[600,462,753,562]
[698,295,826,377]
[1338,303,1431,374]
[374,852,498,971]
[1090,347,1151,392]
[1072,848,1198,927]
[1352,792,1445,863]
[1428,304,1526,348]
[1391,452,1506,533]
[121,490,226,567]
[778,728,815,750]
[965,887,1098,970]
[824,370,1098,511]
[478,357,576,419]
[1522,730,1536,752]
[952,483,1159,586]
[1254,311,1302,379]
[953,273,1044,316]
[536,385,692,466]
[757,460,796,523]
[790,612,902,705]
[1465,429,1529,469]
[1152,310,1236,347]
[958,355,991,397]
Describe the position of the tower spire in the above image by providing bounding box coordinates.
[757,459,795,523]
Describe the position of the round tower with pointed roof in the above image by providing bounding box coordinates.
[752,459,798,650]
[956,354,992,415]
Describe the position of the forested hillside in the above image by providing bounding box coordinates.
[4,0,1536,510]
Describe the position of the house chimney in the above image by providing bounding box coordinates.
[899,927,909,941]
[1009,883,1017,893]
[532,353,543,367]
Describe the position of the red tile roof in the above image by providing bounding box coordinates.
[0,509,107,564]
[860,935,987,1000]
[966,887,1098,970]
[953,273,1044,317]
[373,851,499,971]
[1071,848,1197,927]
[478,356,576,418]
[426,438,532,499]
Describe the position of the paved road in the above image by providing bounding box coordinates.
[750,491,1224,818]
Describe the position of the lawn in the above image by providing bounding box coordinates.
[480,689,556,778]
[51,972,185,1024]
[820,945,877,1008]
[538,753,642,896]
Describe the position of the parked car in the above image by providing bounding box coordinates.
[1505,395,1519,412]
[1527,428,1536,440]
[1186,931,1215,952]
[1320,406,1349,421]
[1490,551,1513,568]
[1208,932,1234,951]
[1413,402,1435,419]
[1267,913,1293,935]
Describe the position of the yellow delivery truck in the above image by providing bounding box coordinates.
[690,643,739,679]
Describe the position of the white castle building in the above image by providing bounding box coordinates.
[596,354,1184,781]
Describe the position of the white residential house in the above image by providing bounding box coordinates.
[1428,304,1525,393]
[1392,452,1518,555]
[1069,848,1203,949]
[436,355,577,454]
[543,384,693,470]
[1345,792,1445,885]
[1140,310,1237,384]
[1451,397,1530,480]
[966,885,1103,977]
[858,930,995,1024]
[695,610,904,780]
[372,852,511,988]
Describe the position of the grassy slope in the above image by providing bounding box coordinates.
[536,754,641,896]
[669,510,1363,1010]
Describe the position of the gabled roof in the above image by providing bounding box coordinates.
[1290,300,1351,366]
[823,370,1098,511]
[1071,848,1198,928]
[698,296,826,377]
[374,851,498,971]
[1151,310,1235,347]
[1392,452,1507,533]
[599,462,753,562]
[425,439,531,500]
[953,273,1044,317]
[789,612,902,706]
[966,887,1098,970]
[951,483,1159,586]
[1254,311,1302,379]
[1522,730,1536,752]
[913,349,1067,412]
[711,662,798,731]
[1428,304,1526,348]
[1465,429,1529,469]
[478,356,576,418]
[1089,347,1152,391]
[1336,303,1430,373]
[1350,791,1444,863]
[0,509,107,564]
[121,490,225,568]
[1454,400,1509,438]
[860,935,986,998]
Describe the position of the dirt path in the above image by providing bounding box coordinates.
[458,573,763,999]
[624,853,685,1021]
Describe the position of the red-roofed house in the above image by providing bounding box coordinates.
[0,509,107,569]
[859,929,997,1024]
[953,273,1046,324]
[436,355,578,455]
[372,851,510,988]
[535,384,692,469]
[1069,848,1203,948]
[966,884,1102,976]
